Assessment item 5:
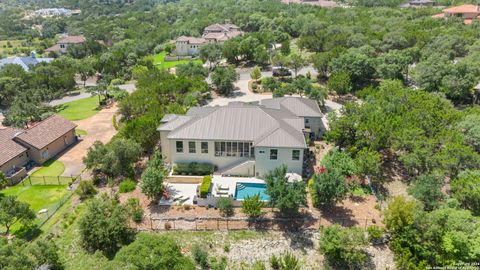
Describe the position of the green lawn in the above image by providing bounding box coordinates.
[56,96,101,121]
[1,185,68,212]
[152,51,202,69]
[31,159,65,177]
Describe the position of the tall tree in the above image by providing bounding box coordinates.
[79,194,134,257]
[211,66,239,96]
[265,165,306,216]
[0,196,35,235]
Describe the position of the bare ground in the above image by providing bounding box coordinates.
[57,103,118,177]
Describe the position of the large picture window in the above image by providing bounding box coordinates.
[176,141,183,153]
[214,141,254,157]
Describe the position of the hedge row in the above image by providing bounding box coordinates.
[173,162,215,175]
[200,175,212,198]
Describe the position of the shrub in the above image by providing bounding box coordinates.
[269,255,280,270]
[192,244,209,269]
[319,225,368,269]
[281,252,300,270]
[173,162,215,175]
[119,179,136,193]
[217,198,234,217]
[312,168,348,206]
[79,195,134,256]
[241,194,264,218]
[76,180,98,200]
[125,198,143,223]
[199,175,212,198]
[408,174,445,211]
[367,225,384,243]
[115,234,195,269]
[252,261,266,270]
[308,178,318,207]
[112,115,119,130]
[111,78,125,85]
[140,151,166,201]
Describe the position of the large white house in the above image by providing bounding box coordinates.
[175,23,243,56]
[158,97,324,178]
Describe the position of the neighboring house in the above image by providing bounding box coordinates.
[0,54,53,71]
[400,0,435,8]
[280,0,339,8]
[202,23,243,43]
[34,8,80,17]
[432,4,480,24]
[45,35,86,54]
[260,97,325,139]
[0,115,77,180]
[175,36,206,57]
[175,23,243,56]
[158,97,323,178]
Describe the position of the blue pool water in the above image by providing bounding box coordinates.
[234,182,270,201]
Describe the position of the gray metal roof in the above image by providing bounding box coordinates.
[260,97,323,118]
[163,102,306,148]
[158,116,193,131]
[0,56,53,71]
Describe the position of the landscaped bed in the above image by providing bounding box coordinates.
[56,96,101,121]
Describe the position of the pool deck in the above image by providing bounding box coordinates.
[211,176,265,198]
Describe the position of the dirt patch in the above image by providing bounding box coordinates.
[57,103,118,177]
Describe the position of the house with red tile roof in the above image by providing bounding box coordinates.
[45,35,87,54]
[0,115,77,182]
[432,4,480,24]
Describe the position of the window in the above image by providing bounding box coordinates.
[60,44,65,49]
[215,142,221,156]
[270,149,278,160]
[214,141,253,157]
[259,150,265,154]
[201,142,208,153]
[176,141,183,153]
[292,150,300,161]
[189,141,196,153]
[226,142,232,156]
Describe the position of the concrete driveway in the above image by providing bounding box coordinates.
[57,103,118,177]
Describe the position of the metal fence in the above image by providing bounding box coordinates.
[20,175,80,186]
[36,189,75,228]
[135,216,380,232]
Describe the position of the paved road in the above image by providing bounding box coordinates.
[48,83,137,106]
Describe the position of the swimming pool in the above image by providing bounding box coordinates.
[234,182,270,201]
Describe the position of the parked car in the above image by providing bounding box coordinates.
[272,66,292,77]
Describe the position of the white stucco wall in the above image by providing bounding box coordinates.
[165,139,252,171]
[254,147,304,177]
[161,137,305,178]
[160,130,171,163]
